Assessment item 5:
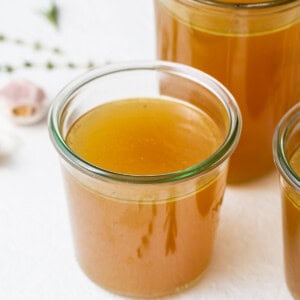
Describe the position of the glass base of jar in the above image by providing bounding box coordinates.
[76,256,211,298]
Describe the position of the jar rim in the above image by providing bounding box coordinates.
[48,61,241,184]
[186,0,299,9]
[273,103,300,190]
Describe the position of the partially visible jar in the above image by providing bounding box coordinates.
[155,0,300,182]
[273,103,300,300]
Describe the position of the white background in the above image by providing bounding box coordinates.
[0,1,292,299]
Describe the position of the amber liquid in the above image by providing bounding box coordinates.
[155,0,300,182]
[63,97,227,297]
[282,146,300,300]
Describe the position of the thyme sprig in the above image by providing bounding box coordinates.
[0,33,63,56]
[0,32,112,73]
[0,61,107,73]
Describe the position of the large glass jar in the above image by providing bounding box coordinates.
[155,0,300,182]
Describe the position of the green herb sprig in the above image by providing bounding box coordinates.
[0,32,112,73]
[0,61,108,73]
[0,33,63,56]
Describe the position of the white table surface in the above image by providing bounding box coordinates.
[0,1,293,299]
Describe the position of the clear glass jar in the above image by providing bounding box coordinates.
[48,61,241,297]
[273,103,300,300]
[155,0,300,183]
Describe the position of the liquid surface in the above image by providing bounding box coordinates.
[155,0,300,182]
[63,97,227,297]
[282,145,300,299]
[66,98,223,175]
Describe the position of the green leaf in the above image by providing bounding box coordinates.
[42,3,59,29]
[34,42,42,50]
[14,39,24,45]
[46,61,55,69]
[24,61,33,68]
[67,62,76,69]
[52,47,62,54]
[87,61,96,68]
[4,65,14,73]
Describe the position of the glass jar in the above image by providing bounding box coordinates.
[155,0,300,183]
[273,103,300,300]
[48,61,241,297]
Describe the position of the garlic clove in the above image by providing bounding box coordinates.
[0,79,48,125]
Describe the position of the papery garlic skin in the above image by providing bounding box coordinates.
[0,79,48,125]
